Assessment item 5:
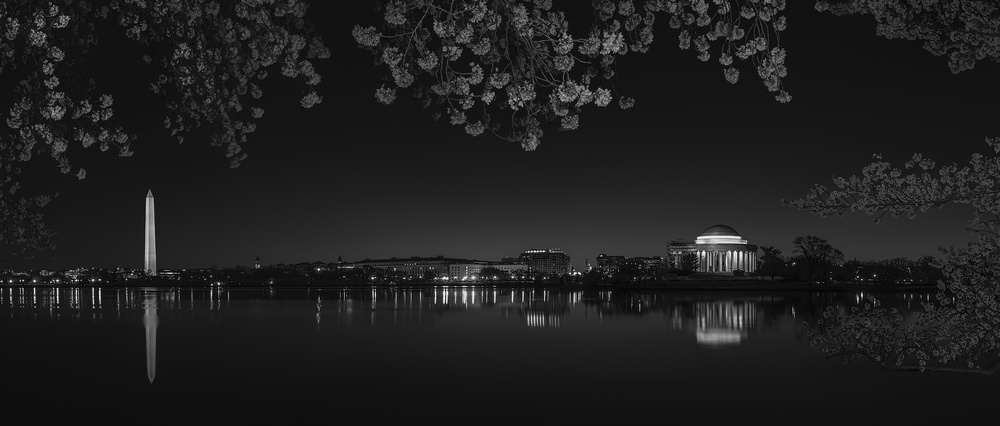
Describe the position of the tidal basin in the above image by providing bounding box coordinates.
[1,286,996,424]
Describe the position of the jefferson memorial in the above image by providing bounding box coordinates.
[667,225,758,274]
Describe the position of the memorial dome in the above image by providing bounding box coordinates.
[667,224,757,274]
[699,224,741,238]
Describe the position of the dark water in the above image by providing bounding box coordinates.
[1,286,994,424]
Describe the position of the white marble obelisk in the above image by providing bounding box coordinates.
[144,190,157,276]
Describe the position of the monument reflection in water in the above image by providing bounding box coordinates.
[143,292,157,383]
[0,286,991,424]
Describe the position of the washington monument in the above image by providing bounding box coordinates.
[144,190,157,276]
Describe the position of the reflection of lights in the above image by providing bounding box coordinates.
[696,328,742,346]
[689,301,758,346]
[524,311,561,329]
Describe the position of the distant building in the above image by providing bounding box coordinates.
[595,254,663,276]
[490,264,529,275]
[667,225,758,274]
[351,256,483,279]
[254,256,261,269]
[342,254,546,280]
[519,248,572,276]
[157,270,181,280]
[449,263,530,280]
[499,256,522,264]
[627,256,665,275]
[595,254,626,274]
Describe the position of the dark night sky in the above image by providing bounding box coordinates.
[7,1,997,271]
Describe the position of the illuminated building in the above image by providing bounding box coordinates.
[449,263,528,280]
[518,248,572,275]
[596,254,664,275]
[667,225,758,274]
[348,254,544,279]
[595,254,626,274]
[351,256,488,279]
[144,190,157,276]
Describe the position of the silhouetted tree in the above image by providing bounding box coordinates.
[479,267,509,281]
[678,252,699,275]
[611,261,642,283]
[756,246,786,280]
[912,255,945,285]
[837,259,863,284]
[792,235,844,283]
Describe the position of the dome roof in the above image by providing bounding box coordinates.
[699,224,741,238]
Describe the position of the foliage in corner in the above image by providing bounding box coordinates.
[0,0,329,260]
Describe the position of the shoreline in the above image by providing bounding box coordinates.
[0,280,940,292]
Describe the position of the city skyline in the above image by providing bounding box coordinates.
[3,2,995,272]
[0,220,924,274]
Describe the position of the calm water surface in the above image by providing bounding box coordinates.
[1,286,995,424]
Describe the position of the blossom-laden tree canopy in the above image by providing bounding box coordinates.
[352,0,792,151]
[786,1,1000,374]
[785,138,1000,233]
[0,0,329,260]
[788,139,1000,373]
[806,239,1000,375]
[815,0,1000,74]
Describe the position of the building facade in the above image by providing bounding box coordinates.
[347,256,530,280]
[595,254,664,276]
[595,254,626,274]
[667,225,758,274]
[519,248,572,276]
[449,263,529,280]
[351,256,473,278]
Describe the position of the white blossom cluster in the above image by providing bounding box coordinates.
[665,0,791,102]
[353,0,792,150]
[760,1,1000,374]
[116,0,329,167]
[0,1,329,259]
[805,236,1000,374]
[793,138,1000,373]
[785,138,1000,224]
[816,0,1000,74]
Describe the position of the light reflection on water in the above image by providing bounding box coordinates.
[0,286,940,345]
[0,286,987,424]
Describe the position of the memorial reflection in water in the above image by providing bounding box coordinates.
[4,285,980,426]
[0,286,936,355]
